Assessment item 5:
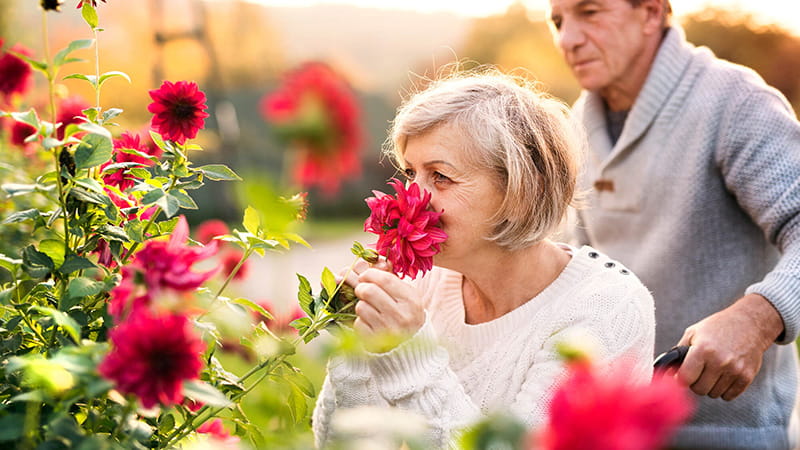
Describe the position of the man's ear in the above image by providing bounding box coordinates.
[641,0,666,35]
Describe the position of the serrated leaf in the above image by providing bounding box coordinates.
[3,208,40,224]
[39,239,66,268]
[98,224,130,242]
[287,384,308,423]
[198,164,242,181]
[140,189,165,205]
[296,275,314,317]
[321,267,337,299]
[287,371,315,398]
[75,133,113,170]
[53,39,94,68]
[33,306,81,343]
[243,206,260,235]
[98,71,131,87]
[81,2,99,29]
[168,190,197,209]
[66,277,105,299]
[156,193,181,218]
[232,298,273,321]
[59,255,96,274]
[182,380,232,408]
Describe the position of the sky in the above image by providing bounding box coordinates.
[249,0,800,35]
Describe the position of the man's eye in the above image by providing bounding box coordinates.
[550,17,562,30]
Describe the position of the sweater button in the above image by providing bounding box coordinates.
[605,262,615,268]
[620,269,629,275]
[589,252,599,258]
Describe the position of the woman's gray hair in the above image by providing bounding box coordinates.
[385,67,584,251]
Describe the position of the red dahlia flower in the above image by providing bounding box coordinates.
[105,187,157,221]
[0,40,34,103]
[77,0,106,8]
[364,178,447,279]
[98,312,205,409]
[539,361,694,450]
[56,96,89,139]
[259,62,362,195]
[130,216,218,293]
[197,419,240,446]
[148,80,209,144]
[195,219,229,245]
[220,250,248,281]
[101,131,161,191]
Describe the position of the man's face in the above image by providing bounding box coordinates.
[548,0,654,93]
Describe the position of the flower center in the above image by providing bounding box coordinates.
[171,101,196,119]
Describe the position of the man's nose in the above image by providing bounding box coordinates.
[556,18,584,54]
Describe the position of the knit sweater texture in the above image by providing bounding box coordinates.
[571,26,800,449]
[312,245,655,448]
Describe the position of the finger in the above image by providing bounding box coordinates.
[352,259,371,275]
[354,281,397,312]
[336,268,360,290]
[354,299,388,331]
[707,372,736,399]
[676,346,705,388]
[371,257,393,273]
[358,268,407,299]
[722,376,752,401]
[676,327,695,348]
[353,316,374,336]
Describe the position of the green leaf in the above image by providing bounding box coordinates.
[157,413,176,434]
[243,206,260,235]
[33,306,82,343]
[98,224,130,242]
[81,2,99,29]
[287,384,308,423]
[59,255,96,274]
[68,186,109,206]
[232,298,273,321]
[198,164,242,181]
[3,208,41,224]
[124,219,145,243]
[73,176,105,194]
[102,108,123,122]
[11,109,40,129]
[74,133,113,170]
[149,130,167,151]
[2,183,39,197]
[156,193,181,218]
[182,380,232,408]
[296,274,313,316]
[78,121,112,139]
[64,73,97,89]
[283,232,311,249]
[53,39,94,68]
[287,371,315,398]
[140,189,164,205]
[0,414,24,441]
[66,277,105,299]
[0,254,22,273]
[39,239,66,268]
[98,71,131,87]
[11,52,47,76]
[321,267,337,299]
[168,190,197,209]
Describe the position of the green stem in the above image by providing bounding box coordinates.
[111,398,136,442]
[118,205,162,266]
[213,248,252,300]
[93,27,100,110]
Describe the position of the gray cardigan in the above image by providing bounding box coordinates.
[572,26,800,449]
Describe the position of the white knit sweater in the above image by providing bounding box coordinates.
[312,245,655,447]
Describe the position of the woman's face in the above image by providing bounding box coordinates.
[402,123,505,271]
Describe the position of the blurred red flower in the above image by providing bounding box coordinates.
[255,299,305,334]
[101,131,161,191]
[364,178,447,279]
[56,96,89,139]
[197,419,240,446]
[195,219,229,245]
[104,187,157,221]
[148,80,209,144]
[259,62,362,195]
[0,40,33,104]
[98,312,204,409]
[220,249,248,281]
[538,361,694,450]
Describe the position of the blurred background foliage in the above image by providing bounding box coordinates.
[2,0,798,225]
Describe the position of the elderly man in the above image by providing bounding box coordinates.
[547,0,800,448]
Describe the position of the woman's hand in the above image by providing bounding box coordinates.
[339,260,425,352]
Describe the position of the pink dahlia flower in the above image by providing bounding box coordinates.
[197,419,240,447]
[538,361,694,450]
[130,216,218,293]
[0,40,33,102]
[364,178,447,279]
[148,80,209,144]
[99,312,205,409]
[101,131,161,191]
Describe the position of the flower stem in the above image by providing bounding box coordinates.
[111,398,136,441]
[118,206,162,266]
[93,27,100,110]
[213,248,251,300]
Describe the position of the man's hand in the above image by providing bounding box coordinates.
[676,294,784,401]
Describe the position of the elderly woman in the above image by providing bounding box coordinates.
[312,71,655,447]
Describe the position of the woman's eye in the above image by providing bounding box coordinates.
[433,172,450,183]
[403,169,416,180]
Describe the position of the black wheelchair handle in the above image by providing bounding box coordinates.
[653,345,690,370]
